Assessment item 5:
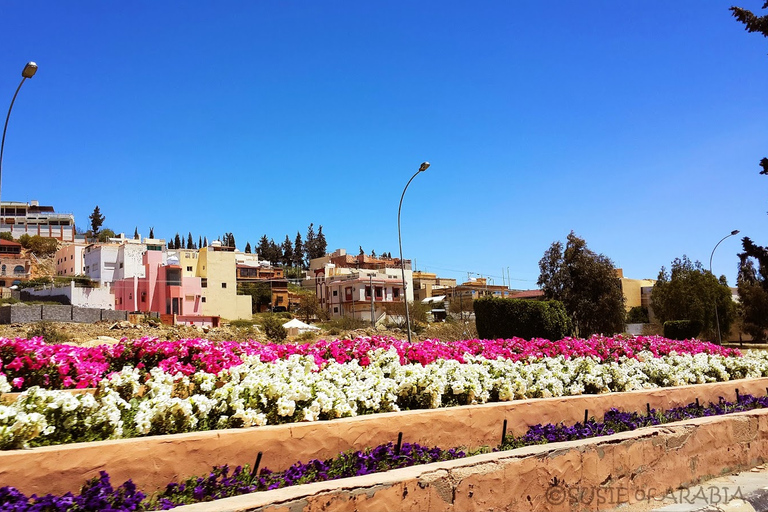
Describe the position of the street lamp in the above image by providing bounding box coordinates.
[397,161,429,343]
[709,229,739,344]
[0,62,38,218]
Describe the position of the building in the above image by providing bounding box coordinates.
[55,243,87,277]
[197,242,252,320]
[412,271,457,301]
[113,248,209,324]
[0,239,31,287]
[307,248,414,321]
[0,200,76,242]
[235,263,289,312]
[616,269,656,312]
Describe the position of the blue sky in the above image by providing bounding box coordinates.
[1,1,766,288]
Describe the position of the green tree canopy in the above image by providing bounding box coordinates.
[738,238,768,340]
[650,255,736,341]
[537,231,625,337]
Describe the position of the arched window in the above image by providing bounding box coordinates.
[13,265,24,275]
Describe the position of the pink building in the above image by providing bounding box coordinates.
[112,249,210,325]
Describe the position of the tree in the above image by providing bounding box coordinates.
[245,242,252,254]
[133,227,139,240]
[0,232,14,241]
[174,233,181,250]
[149,227,154,239]
[293,232,304,268]
[198,236,203,250]
[239,282,272,313]
[187,232,194,250]
[305,223,316,265]
[89,206,105,235]
[738,238,768,340]
[203,236,208,247]
[651,255,736,341]
[537,232,625,337]
[296,290,325,323]
[731,2,768,38]
[97,229,116,243]
[281,235,294,267]
[313,225,327,259]
[257,235,270,260]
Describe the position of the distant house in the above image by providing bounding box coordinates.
[236,263,289,312]
[0,239,30,287]
[307,248,413,322]
[113,248,209,324]
[0,200,76,242]
[55,243,87,277]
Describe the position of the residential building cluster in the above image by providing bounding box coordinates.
[0,200,656,326]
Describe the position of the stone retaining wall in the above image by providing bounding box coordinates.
[0,305,127,324]
[1,378,766,498]
[175,409,768,512]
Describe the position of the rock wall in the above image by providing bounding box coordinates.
[1,378,767,499]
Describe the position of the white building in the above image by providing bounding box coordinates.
[0,200,76,242]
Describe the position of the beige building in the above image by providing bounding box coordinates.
[55,243,87,277]
[412,271,457,301]
[197,242,252,320]
[616,269,655,312]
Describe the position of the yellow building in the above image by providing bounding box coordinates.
[196,243,252,320]
[616,269,655,311]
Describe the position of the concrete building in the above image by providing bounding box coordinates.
[0,200,76,242]
[616,268,656,312]
[55,243,87,277]
[307,249,414,321]
[412,271,457,301]
[113,248,209,324]
[197,242,252,320]
[236,262,289,312]
[0,239,31,287]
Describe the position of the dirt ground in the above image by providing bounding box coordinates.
[0,318,477,346]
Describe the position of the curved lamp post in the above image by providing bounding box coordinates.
[0,62,38,215]
[397,161,429,343]
[709,229,739,344]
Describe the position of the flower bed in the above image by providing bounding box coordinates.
[0,335,740,391]
[0,339,766,450]
[3,393,767,511]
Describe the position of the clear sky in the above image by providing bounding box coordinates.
[1,1,766,288]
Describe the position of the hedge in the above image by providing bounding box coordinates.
[474,297,572,341]
[663,320,703,341]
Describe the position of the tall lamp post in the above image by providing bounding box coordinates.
[709,229,739,344]
[397,161,429,343]
[0,62,38,216]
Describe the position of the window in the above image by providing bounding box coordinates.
[187,266,193,272]
[221,282,227,289]
[375,286,383,299]
[332,290,338,297]
[201,297,206,303]
[13,265,24,275]
[119,262,124,269]
[345,286,353,301]
[365,286,371,298]
[333,307,339,313]
[70,255,73,260]
[141,292,146,303]
[201,278,207,288]
[393,288,400,298]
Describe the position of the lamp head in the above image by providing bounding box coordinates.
[22,62,37,79]
[419,162,430,172]
[731,230,740,236]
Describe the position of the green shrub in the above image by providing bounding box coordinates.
[626,306,650,324]
[261,315,287,342]
[26,321,71,344]
[0,232,14,241]
[473,297,572,341]
[324,316,369,331]
[663,320,703,340]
